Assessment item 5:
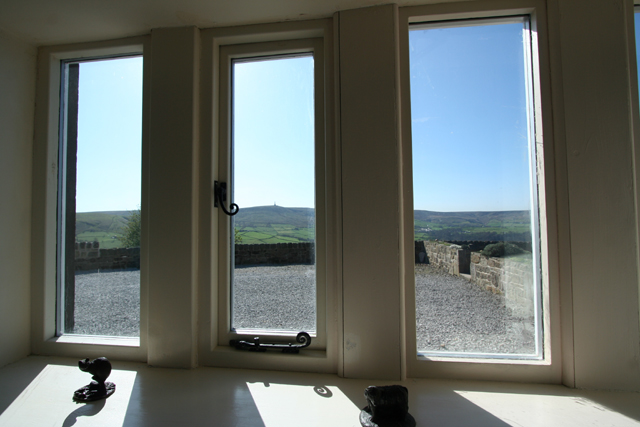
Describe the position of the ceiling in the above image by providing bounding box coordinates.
[0,0,453,47]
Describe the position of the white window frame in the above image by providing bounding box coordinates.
[56,54,143,338]
[217,40,326,345]
[399,1,562,382]
[198,20,339,373]
[31,37,149,360]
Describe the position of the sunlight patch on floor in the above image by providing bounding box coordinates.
[0,364,136,427]
[246,382,361,427]
[455,390,640,427]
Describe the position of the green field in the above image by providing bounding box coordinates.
[235,224,314,245]
[234,206,315,244]
[76,211,132,248]
[414,210,532,242]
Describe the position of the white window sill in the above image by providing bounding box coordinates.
[49,335,140,347]
[418,353,550,365]
[2,355,639,426]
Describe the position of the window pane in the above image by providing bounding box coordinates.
[58,56,143,337]
[409,18,542,357]
[231,55,316,334]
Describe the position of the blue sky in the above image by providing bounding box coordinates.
[78,16,640,214]
[75,56,142,213]
[232,55,315,209]
[409,19,533,212]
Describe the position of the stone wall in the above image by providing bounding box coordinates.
[418,240,535,318]
[470,252,534,317]
[418,241,470,275]
[74,241,315,270]
[75,241,100,259]
[235,242,314,265]
[75,242,140,271]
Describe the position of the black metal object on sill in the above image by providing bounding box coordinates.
[230,331,311,353]
[73,357,116,402]
[214,181,240,216]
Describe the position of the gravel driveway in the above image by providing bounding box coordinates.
[415,264,535,355]
[73,269,140,337]
[73,264,535,355]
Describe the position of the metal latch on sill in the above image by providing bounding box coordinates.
[214,181,240,216]
[230,332,311,353]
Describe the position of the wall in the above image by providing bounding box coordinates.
[419,241,469,275]
[73,242,312,270]
[147,27,199,369]
[74,242,141,271]
[235,243,313,265]
[0,31,35,368]
[420,241,534,318]
[553,0,640,390]
[470,252,534,318]
[340,5,404,380]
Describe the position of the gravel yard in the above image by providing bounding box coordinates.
[232,265,316,331]
[73,264,536,355]
[73,269,140,337]
[415,264,535,355]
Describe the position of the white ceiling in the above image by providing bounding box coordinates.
[0,0,449,46]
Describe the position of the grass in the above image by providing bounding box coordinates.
[236,225,314,245]
[76,231,124,249]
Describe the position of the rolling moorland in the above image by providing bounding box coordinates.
[75,211,131,249]
[76,205,532,247]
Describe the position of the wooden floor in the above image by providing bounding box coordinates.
[1,356,639,426]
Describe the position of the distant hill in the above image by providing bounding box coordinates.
[414,210,531,242]
[76,210,134,249]
[234,205,315,244]
[414,210,530,226]
[74,206,532,247]
[234,205,314,228]
[76,211,130,234]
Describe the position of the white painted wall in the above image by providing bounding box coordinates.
[552,0,640,391]
[339,5,404,380]
[0,31,35,368]
[147,27,200,368]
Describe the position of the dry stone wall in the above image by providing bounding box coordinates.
[418,240,535,318]
[418,241,470,275]
[470,252,534,317]
[235,242,314,265]
[74,241,314,271]
[75,242,140,271]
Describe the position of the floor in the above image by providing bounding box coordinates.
[1,356,639,426]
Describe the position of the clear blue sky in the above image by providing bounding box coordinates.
[232,55,315,209]
[76,17,640,214]
[76,56,142,213]
[409,19,533,212]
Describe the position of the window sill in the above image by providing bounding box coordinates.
[418,353,549,365]
[49,335,140,347]
[203,344,334,373]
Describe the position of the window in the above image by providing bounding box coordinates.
[408,16,544,359]
[215,38,328,351]
[57,55,143,338]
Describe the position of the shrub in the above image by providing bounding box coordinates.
[117,208,141,248]
[481,241,524,258]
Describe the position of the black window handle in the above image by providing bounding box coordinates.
[214,181,239,216]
